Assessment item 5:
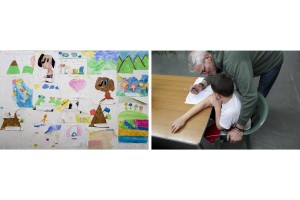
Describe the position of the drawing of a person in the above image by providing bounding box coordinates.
[38,54,55,83]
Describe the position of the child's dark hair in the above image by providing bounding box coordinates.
[211,73,234,97]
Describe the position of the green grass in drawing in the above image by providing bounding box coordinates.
[118,110,148,121]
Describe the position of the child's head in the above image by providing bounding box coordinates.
[211,73,234,98]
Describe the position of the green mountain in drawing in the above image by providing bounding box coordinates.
[134,56,146,70]
[118,56,136,74]
[117,56,122,69]
[87,58,116,74]
[6,60,20,75]
[22,66,33,74]
[142,55,149,69]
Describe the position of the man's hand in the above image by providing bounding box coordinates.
[189,84,203,94]
[227,128,243,143]
[171,117,187,133]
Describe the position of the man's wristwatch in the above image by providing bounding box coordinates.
[234,125,244,132]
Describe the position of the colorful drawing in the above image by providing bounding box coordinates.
[117,74,148,97]
[86,51,117,74]
[118,101,148,143]
[95,77,115,103]
[89,105,109,128]
[37,54,55,83]
[2,51,35,75]
[57,51,86,75]
[66,125,82,140]
[69,78,87,93]
[7,60,20,74]
[1,112,22,130]
[12,78,33,108]
[33,82,61,111]
[88,130,114,149]
[45,125,61,134]
[117,51,148,73]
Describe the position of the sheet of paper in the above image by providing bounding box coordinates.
[185,77,213,104]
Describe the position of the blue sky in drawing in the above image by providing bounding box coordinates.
[93,51,118,61]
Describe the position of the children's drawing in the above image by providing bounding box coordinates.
[1,112,22,131]
[88,130,114,149]
[89,105,109,128]
[95,77,115,104]
[117,51,148,73]
[69,78,87,93]
[45,124,62,134]
[61,107,92,124]
[7,60,20,74]
[117,74,148,97]
[32,128,60,149]
[1,51,35,75]
[37,53,56,83]
[118,98,148,143]
[12,78,33,108]
[85,51,117,74]
[33,83,61,111]
[57,51,86,75]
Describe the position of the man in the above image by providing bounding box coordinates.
[188,51,284,143]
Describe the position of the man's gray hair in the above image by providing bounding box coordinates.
[188,51,208,72]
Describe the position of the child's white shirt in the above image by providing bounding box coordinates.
[219,92,251,130]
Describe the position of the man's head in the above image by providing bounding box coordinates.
[188,51,217,76]
[211,73,234,101]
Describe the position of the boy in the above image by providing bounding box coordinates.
[171,73,251,143]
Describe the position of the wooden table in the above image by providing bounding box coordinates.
[152,74,212,145]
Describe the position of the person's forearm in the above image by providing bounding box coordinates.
[214,106,224,130]
[237,93,258,126]
[181,96,211,121]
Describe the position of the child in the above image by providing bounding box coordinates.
[171,73,251,143]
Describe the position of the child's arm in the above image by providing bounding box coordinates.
[210,96,224,130]
[171,95,213,133]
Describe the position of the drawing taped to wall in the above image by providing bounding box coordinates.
[117,73,148,97]
[57,51,86,75]
[33,52,57,83]
[85,51,117,74]
[117,51,148,74]
[12,78,33,108]
[0,51,35,75]
[88,130,114,149]
[118,97,148,143]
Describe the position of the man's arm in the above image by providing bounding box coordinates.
[224,59,257,142]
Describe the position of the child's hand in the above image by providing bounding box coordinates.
[171,117,187,133]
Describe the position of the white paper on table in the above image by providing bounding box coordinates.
[185,77,213,104]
